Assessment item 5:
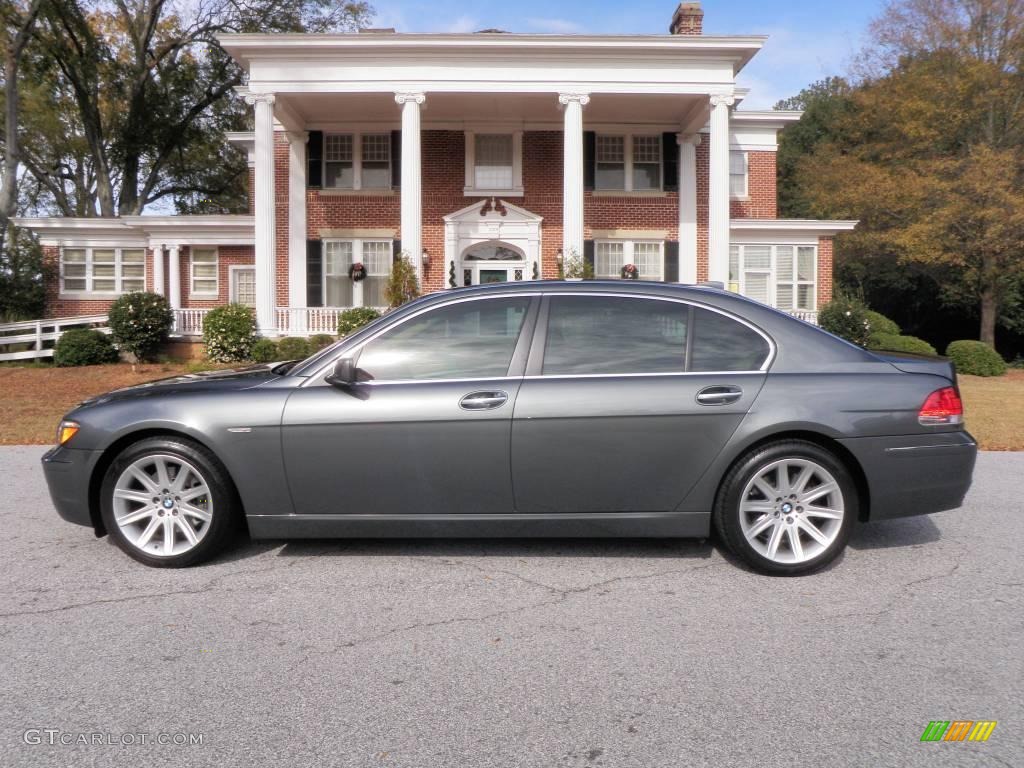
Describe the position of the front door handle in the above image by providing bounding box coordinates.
[459,390,509,411]
[695,385,743,406]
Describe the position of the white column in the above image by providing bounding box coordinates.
[677,133,700,283]
[708,93,734,285]
[167,245,181,309]
[395,92,425,282]
[151,245,165,296]
[246,92,277,334]
[559,93,589,260]
[286,131,308,332]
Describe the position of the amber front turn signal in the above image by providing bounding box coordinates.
[57,421,80,446]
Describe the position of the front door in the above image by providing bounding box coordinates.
[461,241,527,286]
[281,294,538,516]
[511,294,771,513]
[480,269,509,284]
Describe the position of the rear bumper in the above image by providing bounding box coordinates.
[41,445,103,530]
[837,431,977,521]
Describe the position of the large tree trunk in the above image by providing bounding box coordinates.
[979,287,998,346]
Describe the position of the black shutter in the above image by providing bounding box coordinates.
[306,240,323,307]
[307,131,323,189]
[583,239,595,276]
[664,241,679,283]
[583,131,596,191]
[662,133,679,192]
[392,239,402,264]
[391,130,402,188]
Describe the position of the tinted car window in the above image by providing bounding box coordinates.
[357,297,531,381]
[543,295,688,375]
[690,307,770,371]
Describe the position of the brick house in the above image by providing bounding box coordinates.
[17,2,855,338]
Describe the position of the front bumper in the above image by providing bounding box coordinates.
[837,431,978,521]
[41,445,104,531]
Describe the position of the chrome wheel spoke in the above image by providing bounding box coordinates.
[127,466,158,493]
[740,501,775,515]
[179,502,212,522]
[176,517,199,546]
[802,481,839,505]
[745,515,775,540]
[153,458,172,490]
[170,465,192,493]
[114,488,153,504]
[752,477,778,500]
[792,464,814,495]
[797,518,830,547]
[804,505,843,520]
[765,523,785,558]
[180,485,210,503]
[136,516,162,548]
[116,506,156,526]
[162,518,175,553]
[787,526,804,560]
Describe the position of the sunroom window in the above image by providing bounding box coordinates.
[595,240,664,281]
[324,239,392,308]
[60,247,146,295]
[729,244,817,310]
[190,248,218,296]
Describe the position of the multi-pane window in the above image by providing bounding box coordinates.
[595,241,664,281]
[60,247,145,294]
[474,134,514,189]
[324,239,392,308]
[729,151,748,197]
[595,135,662,191]
[232,268,256,307]
[729,244,817,311]
[323,133,390,190]
[190,248,218,296]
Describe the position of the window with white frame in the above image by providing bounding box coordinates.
[729,244,817,310]
[465,132,522,194]
[60,247,145,295]
[595,135,662,191]
[324,239,392,308]
[190,247,218,296]
[595,240,664,281]
[324,133,391,190]
[729,151,748,197]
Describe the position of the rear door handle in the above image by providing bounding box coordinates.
[459,390,509,411]
[695,385,743,406]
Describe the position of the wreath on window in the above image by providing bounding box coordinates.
[621,263,640,280]
[348,262,366,282]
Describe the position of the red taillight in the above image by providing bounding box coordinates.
[918,387,963,426]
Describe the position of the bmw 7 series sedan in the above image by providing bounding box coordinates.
[42,282,977,575]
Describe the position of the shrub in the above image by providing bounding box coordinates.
[385,255,420,308]
[945,340,1007,377]
[337,307,382,336]
[107,292,173,362]
[203,304,257,362]
[867,333,937,356]
[53,328,119,367]
[249,338,279,363]
[864,309,900,337]
[308,333,336,351]
[818,296,871,347]
[276,336,312,360]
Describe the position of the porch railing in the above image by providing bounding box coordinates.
[788,309,819,325]
[0,314,110,362]
[276,307,388,336]
[171,308,211,336]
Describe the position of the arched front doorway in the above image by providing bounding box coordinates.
[460,240,527,286]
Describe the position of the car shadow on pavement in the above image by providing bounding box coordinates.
[847,516,942,551]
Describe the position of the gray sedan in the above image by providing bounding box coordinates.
[42,282,977,575]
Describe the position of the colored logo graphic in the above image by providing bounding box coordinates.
[920,721,997,742]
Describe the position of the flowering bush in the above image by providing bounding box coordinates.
[107,292,173,362]
[337,307,382,336]
[819,296,872,346]
[203,303,257,362]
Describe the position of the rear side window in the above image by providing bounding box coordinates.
[543,296,688,375]
[690,307,770,371]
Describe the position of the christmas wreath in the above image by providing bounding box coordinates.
[621,263,639,280]
[348,262,366,282]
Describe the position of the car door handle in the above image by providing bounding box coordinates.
[459,391,509,410]
[695,385,743,406]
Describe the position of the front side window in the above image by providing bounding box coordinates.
[632,135,661,190]
[190,248,218,296]
[60,247,146,295]
[731,244,817,311]
[595,136,625,190]
[357,297,531,381]
[595,241,664,281]
[323,133,390,190]
[730,151,748,197]
[543,296,688,375]
[595,135,662,191]
[324,239,392,308]
[474,134,514,189]
[690,307,770,372]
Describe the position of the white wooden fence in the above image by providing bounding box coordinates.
[0,315,111,362]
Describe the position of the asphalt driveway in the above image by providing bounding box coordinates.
[0,446,1020,768]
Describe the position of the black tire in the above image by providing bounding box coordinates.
[100,436,240,568]
[713,440,857,576]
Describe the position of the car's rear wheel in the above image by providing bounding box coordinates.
[100,436,238,567]
[714,440,856,575]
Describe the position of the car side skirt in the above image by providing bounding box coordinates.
[246,511,711,539]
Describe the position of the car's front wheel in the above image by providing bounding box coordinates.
[100,436,239,567]
[714,440,856,575]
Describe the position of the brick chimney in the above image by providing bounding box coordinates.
[669,2,704,35]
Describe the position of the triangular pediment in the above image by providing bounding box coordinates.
[443,198,543,224]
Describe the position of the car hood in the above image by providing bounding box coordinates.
[77,363,288,407]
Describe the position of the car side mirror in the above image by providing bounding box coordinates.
[325,357,358,387]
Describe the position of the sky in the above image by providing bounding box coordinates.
[368,0,885,108]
